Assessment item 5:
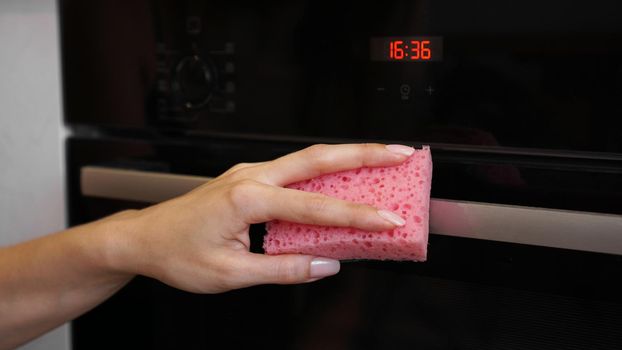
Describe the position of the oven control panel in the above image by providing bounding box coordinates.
[61,0,622,153]
[154,16,236,122]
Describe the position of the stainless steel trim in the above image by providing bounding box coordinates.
[430,199,622,255]
[81,166,622,255]
[81,166,214,203]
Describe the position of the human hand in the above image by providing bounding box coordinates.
[103,144,415,293]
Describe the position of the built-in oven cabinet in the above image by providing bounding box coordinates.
[61,1,622,348]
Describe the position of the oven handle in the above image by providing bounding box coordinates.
[81,166,622,255]
[81,166,215,204]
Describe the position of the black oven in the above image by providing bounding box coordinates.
[61,1,622,349]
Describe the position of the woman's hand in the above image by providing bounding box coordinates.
[0,143,414,349]
[105,143,415,293]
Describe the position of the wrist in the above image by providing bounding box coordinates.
[88,209,142,279]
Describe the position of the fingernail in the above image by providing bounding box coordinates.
[386,144,415,157]
[378,210,406,226]
[310,258,341,278]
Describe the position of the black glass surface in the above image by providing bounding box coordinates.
[60,0,622,153]
[61,0,622,347]
[68,138,622,349]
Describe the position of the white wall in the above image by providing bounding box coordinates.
[0,0,69,349]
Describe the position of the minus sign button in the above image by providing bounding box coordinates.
[376,87,386,91]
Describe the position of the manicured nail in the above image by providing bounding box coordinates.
[310,258,341,278]
[378,209,406,226]
[386,144,415,157]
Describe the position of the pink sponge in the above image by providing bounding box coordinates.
[263,146,432,261]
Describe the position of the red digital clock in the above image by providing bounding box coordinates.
[370,36,443,62]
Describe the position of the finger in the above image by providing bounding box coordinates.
[221,161,266,177]
[230,253,340,287]
[261,143,415,186]
[230,181,405,229]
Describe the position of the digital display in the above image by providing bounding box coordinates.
[370,36,443,62]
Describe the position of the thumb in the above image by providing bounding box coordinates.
[233,253,341,287]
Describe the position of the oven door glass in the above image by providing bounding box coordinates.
[69,137,622,350]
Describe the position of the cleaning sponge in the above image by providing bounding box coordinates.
[263,146,432,261]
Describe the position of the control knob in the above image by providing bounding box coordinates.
[172,55,216,110]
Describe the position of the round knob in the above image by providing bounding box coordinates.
[173,55,216,109]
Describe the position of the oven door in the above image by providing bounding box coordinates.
[69,136,622,350]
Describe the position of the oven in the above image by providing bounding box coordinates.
[60,0,622,349]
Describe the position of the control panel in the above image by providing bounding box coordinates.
[154,16,236,122]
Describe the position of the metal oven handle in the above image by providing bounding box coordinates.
[81,166,622,256]
[81,166,215,204]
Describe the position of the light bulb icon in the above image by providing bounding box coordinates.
[400,84,411,100]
